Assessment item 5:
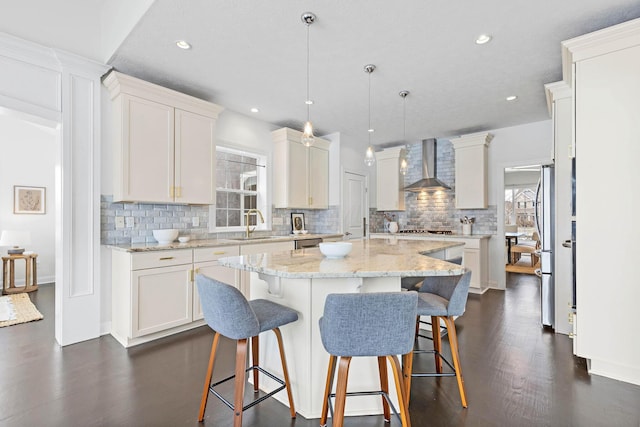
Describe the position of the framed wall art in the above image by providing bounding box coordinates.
[291,213,305,233]
[14,186,46,214]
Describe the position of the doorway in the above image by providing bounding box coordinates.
[504,165,541,275]
[342,171,367,239]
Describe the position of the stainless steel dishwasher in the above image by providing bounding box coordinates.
[294,237,323,249]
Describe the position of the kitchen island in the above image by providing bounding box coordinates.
[217,238,465,419]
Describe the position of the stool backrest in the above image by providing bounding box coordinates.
[319,292,417,357]
[419,270,472,316]
[196,274,260,339]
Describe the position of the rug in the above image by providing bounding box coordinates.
[0,293,43,327]
[505,254,540,275]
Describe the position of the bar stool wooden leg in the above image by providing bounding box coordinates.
[333,356,352,427]
[272,327,296,418]
[198,332,221,421]
[402,351,414,403]
[320,355,337,426]
[251,335,259,392]
[377,356,391,421]
[443,316,467,408]
[233,339,249,427]
[387,355,412,427]
[432,316,443,373]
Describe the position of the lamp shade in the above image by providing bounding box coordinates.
[0,230,32,254]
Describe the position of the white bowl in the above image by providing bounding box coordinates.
[293,230,302,235]
[300,230,309,234]
[178,236,191,243]
[152,229,179,244]
[319,242,352,259]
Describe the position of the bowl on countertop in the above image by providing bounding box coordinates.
[178,236,191,243]
[293,230,302,235]
[152,229,179,244]
[319,242,352,259]
[300,230,309,234]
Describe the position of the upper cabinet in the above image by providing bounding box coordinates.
[451,132,493,209]
[376,147,405,211]
[271,128,329,209]
[104,71,224,204]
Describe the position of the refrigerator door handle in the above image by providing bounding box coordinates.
[534,178,541,237]
[562,239,572,248]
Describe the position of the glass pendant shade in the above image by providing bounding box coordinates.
[302,121,315,147]
[400,157,408,175]
[364,145,376,166]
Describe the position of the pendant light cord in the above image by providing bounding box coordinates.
[306,22,310,121]
[368,69,372,144]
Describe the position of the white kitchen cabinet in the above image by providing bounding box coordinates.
[376,147,406,211]
[193,246,240,320]
[104,71,223,204]
[562,19,640,384]
[112,248,197,347]
[272,127,329,209]
[451,133,492,209]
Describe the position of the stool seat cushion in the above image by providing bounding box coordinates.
[416,293,449,316]
[511,244,537,253]
[250,299,299,333]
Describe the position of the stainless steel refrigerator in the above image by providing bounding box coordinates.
[535,165,555,327]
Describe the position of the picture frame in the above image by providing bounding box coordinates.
[14,186,46,214]
[291,213,305,233]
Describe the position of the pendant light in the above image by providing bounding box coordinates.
[364,64,376,166]
[399,90,409,175]
[301,12,316,147]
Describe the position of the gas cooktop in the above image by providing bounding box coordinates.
[398,229,453,235]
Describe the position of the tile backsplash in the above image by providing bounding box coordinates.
[100,195,341,245]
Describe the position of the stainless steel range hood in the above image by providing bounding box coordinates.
[404,139,451,192]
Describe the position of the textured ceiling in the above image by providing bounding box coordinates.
[109,0,640,147]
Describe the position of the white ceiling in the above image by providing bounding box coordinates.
[107,1,640,147]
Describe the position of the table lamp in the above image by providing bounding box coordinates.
[0,230,32,254]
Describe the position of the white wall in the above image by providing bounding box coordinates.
[489,119,553,289]
[0,114,56,284]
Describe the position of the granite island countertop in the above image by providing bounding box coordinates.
[217,238,465,279]
[106,233,343,252]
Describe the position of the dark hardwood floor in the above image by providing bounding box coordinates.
[1,277,639,426]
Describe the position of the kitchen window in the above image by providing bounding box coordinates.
[211,146,267,231]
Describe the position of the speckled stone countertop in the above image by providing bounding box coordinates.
[217,238,465,279]
[370,233,492,240]
[107,233,343,252]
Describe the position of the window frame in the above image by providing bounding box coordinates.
[209,143,270,233]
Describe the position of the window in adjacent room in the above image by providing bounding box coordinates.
[212,146,267,231]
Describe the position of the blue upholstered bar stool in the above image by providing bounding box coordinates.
[195,274,298,426]
[405,270,472,408]
[319,292,418,427]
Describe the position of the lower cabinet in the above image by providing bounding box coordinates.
[111,245,239,348]
[131,263,193,338]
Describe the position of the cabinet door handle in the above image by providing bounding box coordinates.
[176,186,182,198]
[169,186,175,198]
[159,256,174,261]
[189,269,194,282]
[213,251,226,255]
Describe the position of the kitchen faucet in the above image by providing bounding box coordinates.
[245,209,265,238]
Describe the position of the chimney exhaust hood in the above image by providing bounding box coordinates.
[404,138,451,192]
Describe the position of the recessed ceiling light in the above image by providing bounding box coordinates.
[305,99,314,105]
[506,95,518,101]
[368,128,375,133]
[175,40,191,50]
[250,107,259,113]
[475,34,492,45]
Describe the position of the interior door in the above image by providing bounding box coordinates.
[343,171,367,239]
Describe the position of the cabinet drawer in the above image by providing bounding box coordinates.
[194,246,240,263]
[131,249,193,270]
